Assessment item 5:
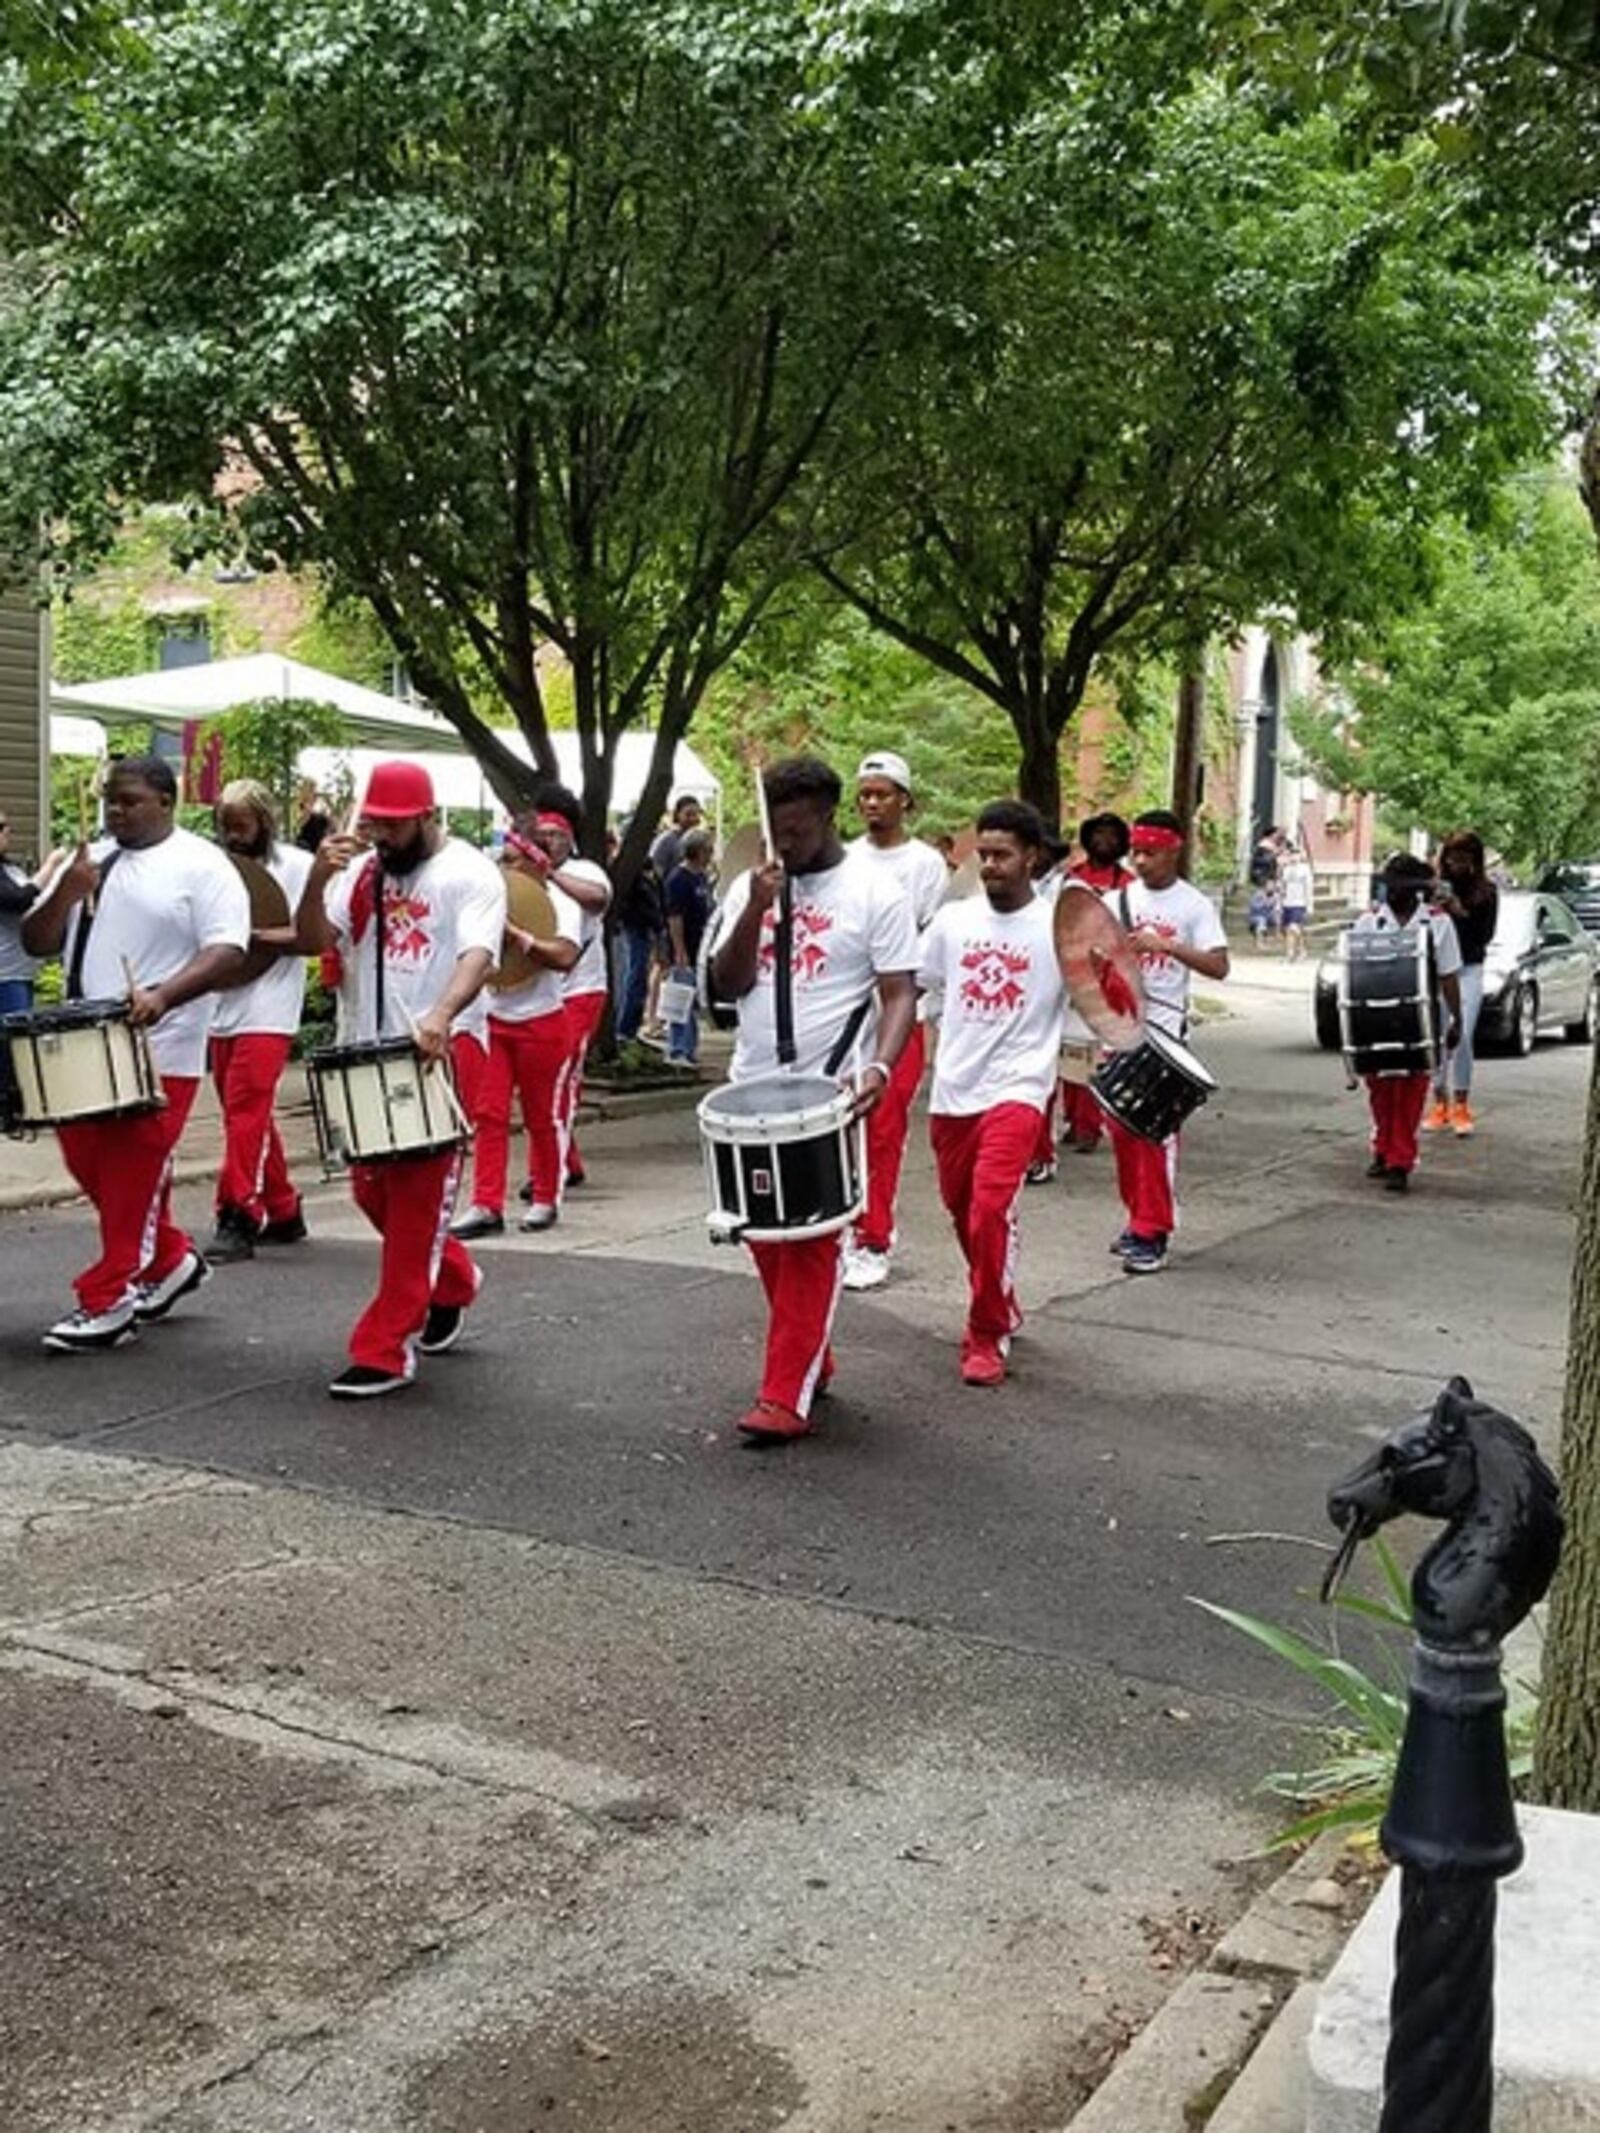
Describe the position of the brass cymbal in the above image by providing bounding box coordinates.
[718,821,764,883]
[490,864,559,991]
[1053,880,1146,1050]
[217,851,294,991]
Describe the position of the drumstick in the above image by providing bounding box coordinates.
[399,1003,472,1136]
[120,954,138,1003]
[754,761,775,867]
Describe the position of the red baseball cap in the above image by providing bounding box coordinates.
[359,760,436,818]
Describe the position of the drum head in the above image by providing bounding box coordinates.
[491,867,559,990]
[1146,1023,1218,1089]
[699,1073,848,1132]
[2,996,129,1033]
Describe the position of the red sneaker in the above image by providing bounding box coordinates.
[737,1399,814,1443]
[959,1335,1008,1388]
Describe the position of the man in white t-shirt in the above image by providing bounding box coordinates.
[1101,810,1230,1274]
[21,755,250,1350]
[513,785,613,1195]
[304,761,507,1398]
[711,756,918,1442]
[919,801,1066,1386]
[452,856,582,1239]
[206,780,319,1263]
[1353,853,1462,1191]
[842,750,950,1293]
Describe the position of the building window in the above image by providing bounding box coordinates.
[157,616,211,670]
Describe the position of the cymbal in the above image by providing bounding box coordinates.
[941,852,982,904]
[490,864,559,991]
[1053,881,1145,1050]
[217,852,294,990]
[718,821,764,882]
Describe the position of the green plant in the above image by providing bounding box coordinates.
[1192,1538,1539,1848]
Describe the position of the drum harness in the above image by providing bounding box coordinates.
[65,851,121,1003]
[772,872,875,1083]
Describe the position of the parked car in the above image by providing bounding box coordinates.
[1314,889,1600,1056]
[1537,861,1600,937]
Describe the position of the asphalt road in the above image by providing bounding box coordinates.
[0,964,1586,2132]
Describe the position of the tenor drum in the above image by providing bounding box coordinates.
[1091,1025,1217,1144]
[1338,929,1437,1077]
[0,999,164,1131]
[698,1073,865,1244]
[307,1038,465,1167]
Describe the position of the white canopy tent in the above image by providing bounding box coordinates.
[49,653,721,827]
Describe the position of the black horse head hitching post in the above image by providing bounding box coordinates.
[1324,1376,1563,2133]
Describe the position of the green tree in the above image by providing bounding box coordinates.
[1292,474,1600,872]
[206,696,350,826]
[815,79,1567,827]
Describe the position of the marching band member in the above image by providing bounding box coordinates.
[301,761,506,1398]
[918,802,1066,1385]
[1102,809,1229,1274]
[841,751,948,1292]
[711,756,917,1443]
[452,854,582,1239]
[521,786,612,1194]
[1059,813,1134,1157]
[1357,853,1462,1192]
[21,755,250,1350]
[207,779,317,1262]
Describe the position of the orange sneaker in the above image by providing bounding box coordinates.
[1421,1099,1451,1133]
[1453,1100,1477,1138]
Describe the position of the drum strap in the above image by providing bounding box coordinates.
[773,874,797,1068]
[824,995,874,1080]
[367,857,388,1036]
[65,852,121,1003]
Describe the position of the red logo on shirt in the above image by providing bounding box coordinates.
[958,942,1030,1016]
[383,885,434,963]
[758,901,835,982]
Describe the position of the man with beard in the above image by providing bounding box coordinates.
[21,755,250,1350]
[711,756,917,1443]
[302,761,506,1397]
[206,779,321,1262]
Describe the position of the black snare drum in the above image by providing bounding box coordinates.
[1091,1026,1217,1144]
[698,1073,864,1243]
[1338,929,1437,1077]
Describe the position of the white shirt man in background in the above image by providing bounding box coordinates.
[21,755,249,1350]
[918,800,1066,1387]
[842,749,950,1292]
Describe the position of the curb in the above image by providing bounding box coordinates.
[1060,1837,1363,2133]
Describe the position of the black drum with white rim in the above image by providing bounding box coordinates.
[307,1037,466,1168]
[698,1073,865,1244]
[0,998,164,1132]
[1338,928,1438,1077]
[1090,1025,1217,1144]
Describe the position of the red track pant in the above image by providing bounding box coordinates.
[57,1076,200,1315]
[471,1009,570,1214]
[1108,1116,1179,1241]
[210,1032,297,1225]
[747,1234,843,1418]
[856,1022,925,1252]
[347,1144,476,1376]
[562,988,608,1184]
[930,1102,1039,1343]
[1060,1081,1104,1149]
[1367,1072,1430,1175]
[451,1030,487,1127]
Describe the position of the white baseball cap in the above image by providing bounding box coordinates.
[857,751,912,795]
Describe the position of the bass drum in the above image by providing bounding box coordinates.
[1338,927,1437,1077]
[1091,1025,1217,1144]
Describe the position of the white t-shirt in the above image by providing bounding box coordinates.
[918,891,1066,1116]
[488,881,584,1024]
[211,843,316,1040]
[718,848,918,1083]
[324,837,506,1046]
[64,828,252,1077]
[555,856,612,999]
[1103,876,1228,1040]
[1354,901,1463,978]
[1281,859,1315,910]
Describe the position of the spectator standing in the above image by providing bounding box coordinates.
[0,814,66,1015]
[613,838,664,1042]
[1425,830,1498,1139]
[662,828,715,1065]
[1279,844,1315,962]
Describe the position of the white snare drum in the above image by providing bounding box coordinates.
[698,1073,865,1244]
[0,999,164,1130]
[307,1038,466,1167]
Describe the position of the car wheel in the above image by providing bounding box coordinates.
[1511,984,1538,1058]
[1565,981,1600,1045]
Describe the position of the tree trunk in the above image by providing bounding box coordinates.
[1533,1036,1600,1808]
[1171,664,1205,838]
[1014,711,1061,831]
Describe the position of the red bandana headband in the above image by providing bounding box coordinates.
[533,812,574,836]
[1129,824,1183,853]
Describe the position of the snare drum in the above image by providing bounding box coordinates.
[0,999,164,1131]
[698,1073,865,1243]
[1338,928,1437,1077]
[307,1038,466,1168]
[1091,1025,1217,1144]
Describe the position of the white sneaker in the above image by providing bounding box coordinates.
[842,1246,890,1292]
[133,1249,212,1322]
[43,1301,139,1352]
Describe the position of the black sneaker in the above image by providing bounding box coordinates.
[1108,1229,1138,1257]
[518,1179,534,1204]
[43,1301,139,1352]
[259,1206,308,1245]
[328,1364,410,1400]
[1122,1235,1169,1275]
[207,1205,258,1264]
[1365,1157,1390,1179]
[133,1250,212,1322]
[565,1166,587,1189]
[417,1303,466,1355]
[450,1205,505,1240]
[1384,1168,1410,1194]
